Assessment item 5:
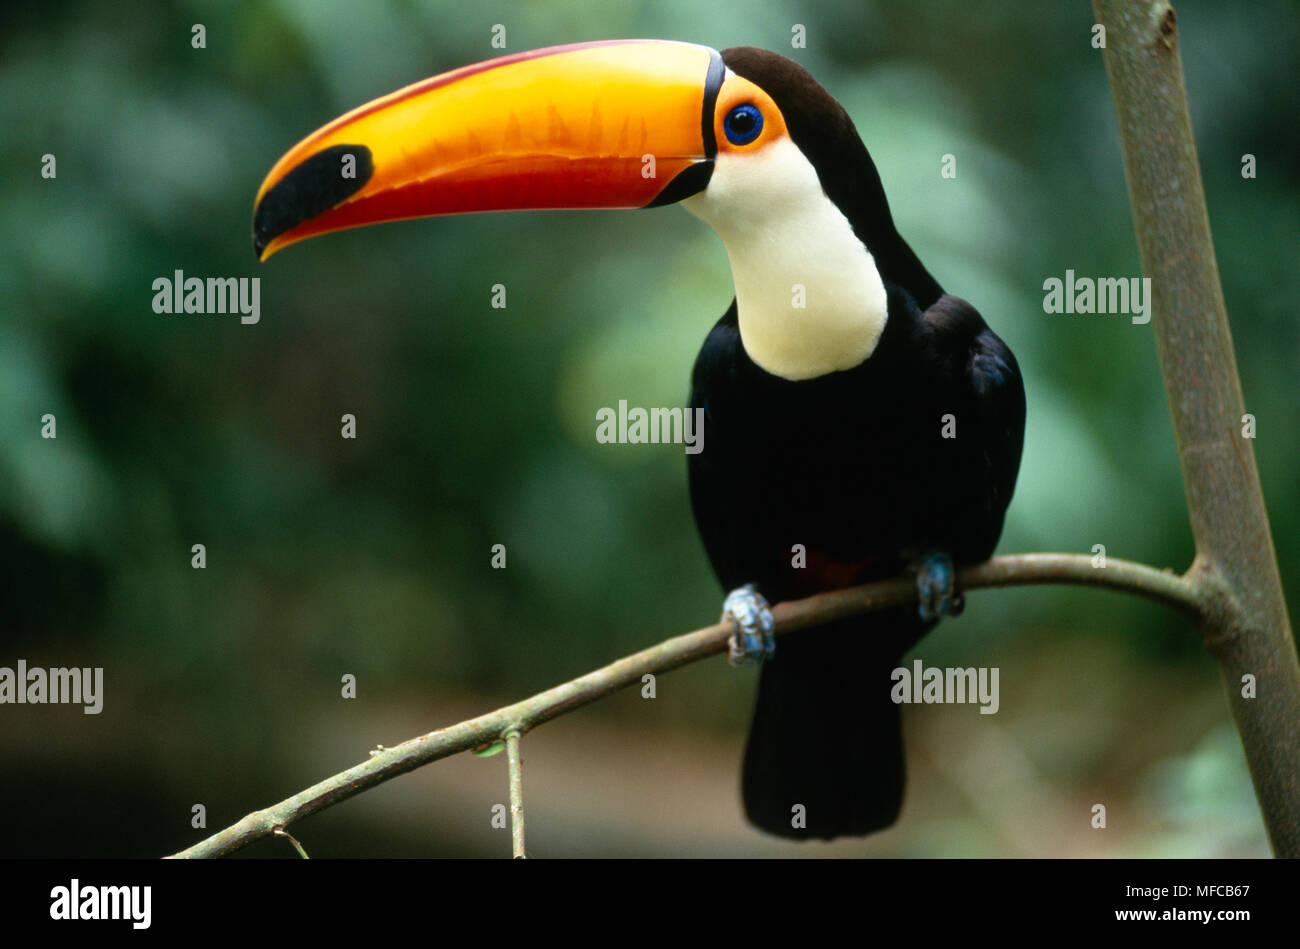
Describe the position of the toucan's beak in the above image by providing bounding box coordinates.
[253,40,723,260]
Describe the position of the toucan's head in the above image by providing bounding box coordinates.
[254,41,940,378]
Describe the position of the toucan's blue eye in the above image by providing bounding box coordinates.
[724,104,764,146]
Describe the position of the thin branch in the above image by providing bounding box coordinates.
[505,731,525,859]
[1094,0,1300,855]
[166,552,1202,858]
[271,825,309,860]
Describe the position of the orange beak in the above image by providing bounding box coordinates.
[253,40,724,260]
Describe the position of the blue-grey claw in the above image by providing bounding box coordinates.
[916,553,965,622]
[722,583,775,667]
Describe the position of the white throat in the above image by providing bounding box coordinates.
[683,137,888,381]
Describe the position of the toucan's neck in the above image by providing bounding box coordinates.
[686,146,887,381]
[832,163,943,314]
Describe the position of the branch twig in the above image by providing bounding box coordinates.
[271,825,309,860]
[506,731,525,858]
[1094,0,1299,855]
[166,552,1201,858]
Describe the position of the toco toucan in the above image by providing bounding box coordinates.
[253,40,1026,840]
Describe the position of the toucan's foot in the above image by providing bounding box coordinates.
[722,583,775,667]
[916,553,964,622]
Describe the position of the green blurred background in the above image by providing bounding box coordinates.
[1,0,1295,857]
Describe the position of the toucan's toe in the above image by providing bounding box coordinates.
[916,552,964,622]
[722,583,775,666]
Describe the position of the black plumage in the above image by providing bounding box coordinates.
[688,49,1025,839]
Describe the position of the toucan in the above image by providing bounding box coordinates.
[253,40,1026,840]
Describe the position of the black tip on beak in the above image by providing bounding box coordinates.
[252,144,374,259]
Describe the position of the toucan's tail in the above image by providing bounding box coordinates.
[741,607,927,839]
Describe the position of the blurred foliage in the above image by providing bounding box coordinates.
[0,0,1294,856]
